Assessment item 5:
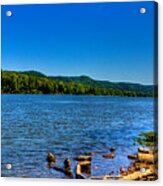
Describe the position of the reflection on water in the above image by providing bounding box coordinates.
[1,94,154,178]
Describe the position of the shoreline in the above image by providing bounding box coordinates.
[47,146,158,180]
[1,93,155,98]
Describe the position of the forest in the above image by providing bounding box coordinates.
[1,70,155,97]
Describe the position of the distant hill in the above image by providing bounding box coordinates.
[2,70,155,97]
[19,70,154,96]
[48,75,153,95]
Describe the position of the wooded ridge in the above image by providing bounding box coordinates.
[1,70,156,97]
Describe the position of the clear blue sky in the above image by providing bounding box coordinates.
[2,2,157,84]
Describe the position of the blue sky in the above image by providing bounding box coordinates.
[2,2,157,84]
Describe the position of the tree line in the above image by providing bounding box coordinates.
[1,70,153,97]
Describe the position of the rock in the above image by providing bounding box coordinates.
[138,148,154,154]
[74,155,91,161]
[120,168,128,176]
[64,158,71,172]
[110,146,116,152]
[120,166,127,174]
[47,152,56,163]
[64,159,71,166]
[128,166,136,173]
[103,153,115,159]
[128,154,137,160]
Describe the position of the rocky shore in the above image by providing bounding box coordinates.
[47,146,158,181]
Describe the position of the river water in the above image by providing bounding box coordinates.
[1,94,155,178]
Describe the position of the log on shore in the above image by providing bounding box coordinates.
[138,148,154,154]
[132,161,155,170]
[121,168,155,180]
[138,152,158,163]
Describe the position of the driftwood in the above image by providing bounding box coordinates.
[121,168,155,180]
[79,161,91,166]
[128,154,137,160]
[138,148,154,154]
[103,153,115,159]
[53,166,65,173]
[50,158,74,178]
[75,155,91,178]
[53,165,74,178]
[76,163,86,179]
[47,147,157,180]
[91,167,156,181]
[132,161,154,170]
[74,155,91,161]
[137,152,158,163]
